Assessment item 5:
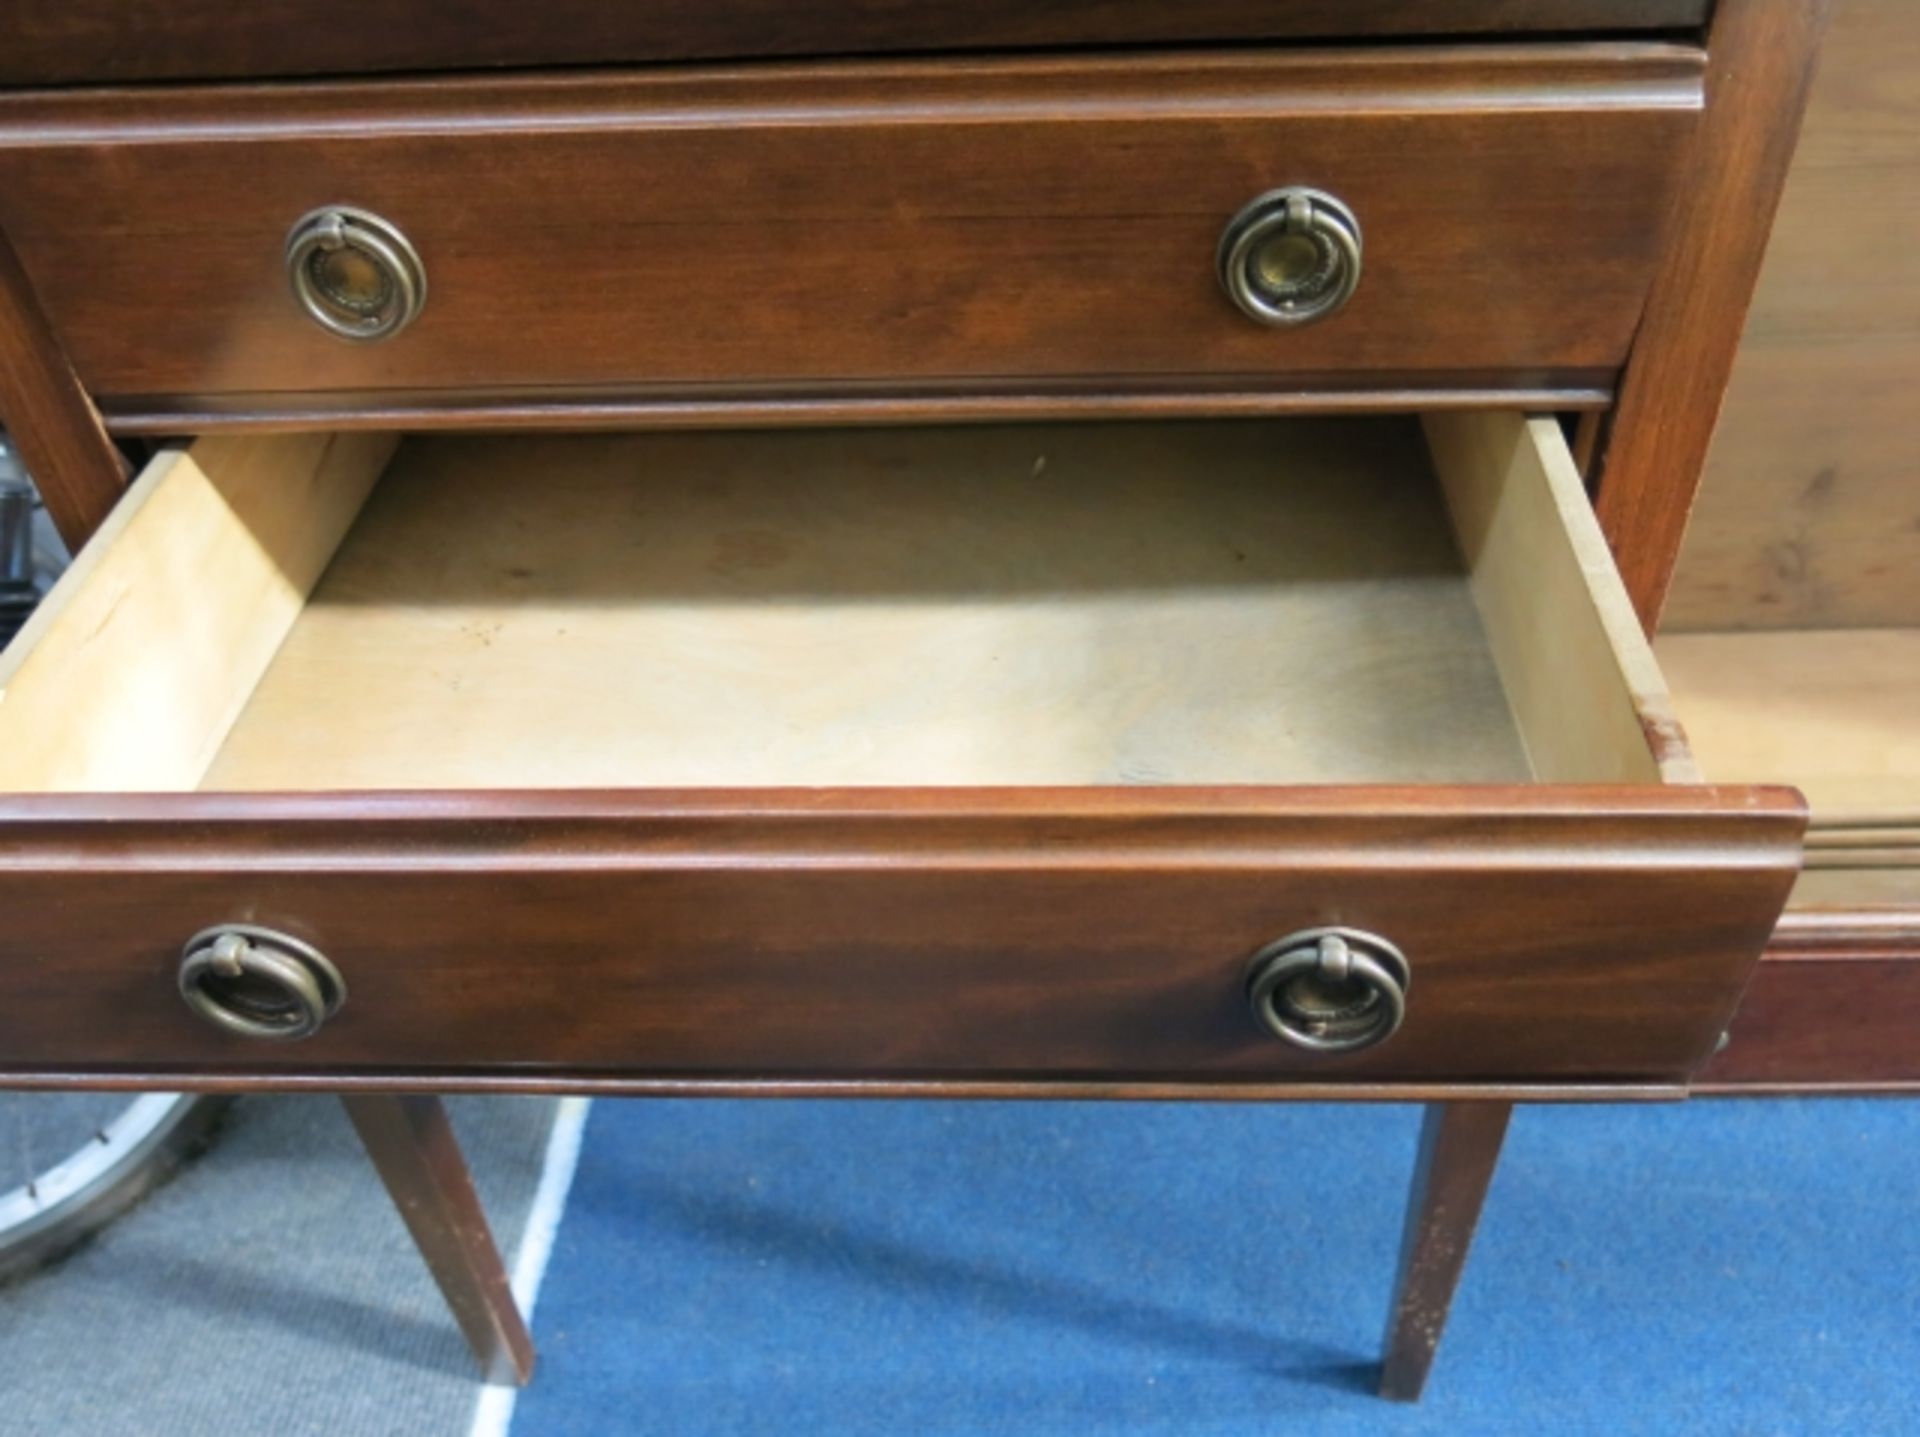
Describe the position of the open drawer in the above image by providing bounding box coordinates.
[0,413,1801,1093]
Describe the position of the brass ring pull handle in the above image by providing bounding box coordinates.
[1217,188,1363,327]
[285,206,427,342]
[1245,926,1408,1054]
[178,925,347,1042]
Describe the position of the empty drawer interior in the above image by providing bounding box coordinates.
[0,414,1692,796]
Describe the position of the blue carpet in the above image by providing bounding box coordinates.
[514,1098,1918,1436]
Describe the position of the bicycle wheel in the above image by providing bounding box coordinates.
[0,1091,230,1282]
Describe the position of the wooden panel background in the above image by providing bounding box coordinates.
[1665,0,1920,631]
[1659,3,1920,1089]
[1658,628,1920,821]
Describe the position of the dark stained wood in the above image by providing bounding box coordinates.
[97,380,1616,437]
[0,11,1840,1411]
[0,787,1803,1085]
[1592,0,1834,631]
[1379,1101,1513,1401]
[1696,911,1920,1091]
[1705,985,1920,1088]
[341,1094,535,1386]
[1646,7,1920,1094]
[0,1072,1686,1103]
[0,1,1714,87]
[0,228,127,550]
[1570,410,1605,480]
[0,49,1702,410]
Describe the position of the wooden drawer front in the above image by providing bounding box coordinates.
[0,2,1713,87]
[0,413,1802,1091]
[0,793,1795,1086]
[0,49,1702,415]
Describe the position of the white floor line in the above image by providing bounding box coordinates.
[467,1095,594,1437]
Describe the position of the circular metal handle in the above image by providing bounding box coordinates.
[178,925,347,1042]
[285,206,426,342]
[1245,926,1408,1054]
[1217,188,1363,327]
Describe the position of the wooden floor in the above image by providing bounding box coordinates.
[206,421,1533,791]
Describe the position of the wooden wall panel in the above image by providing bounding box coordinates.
[1665,0,1920,631]
[1589,0,1831,629]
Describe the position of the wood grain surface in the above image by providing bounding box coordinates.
[0,415,1803,1089]
[0,1,1713,87]
[1591,0,1833,629]
[0,1072,1690,1103]
[1427,413,1696,786]
[0,49,1702,412]
[92,381,1617,439]
[1665,0,1920,631]
[0,228,127,549]
[6,417,1682,798]
[1380,1102,1513,1401]
[1647,5,1920,1089]
[1658,627,1920,824]
[1700,906,1920,1090]
[1660,625,1920,1089]
[0,432,394,794]
[204,420,1532,792]
[0,788,1803,1084]
[342,1095,535,1386]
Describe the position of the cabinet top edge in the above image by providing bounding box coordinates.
[0,42,1707,143]
[0,2,1714,91]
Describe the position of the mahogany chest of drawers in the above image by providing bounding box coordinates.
[0,0,1834,1402]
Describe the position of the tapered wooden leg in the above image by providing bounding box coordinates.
[1378,1101,1512,1402]
[342,1094,536,1386]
